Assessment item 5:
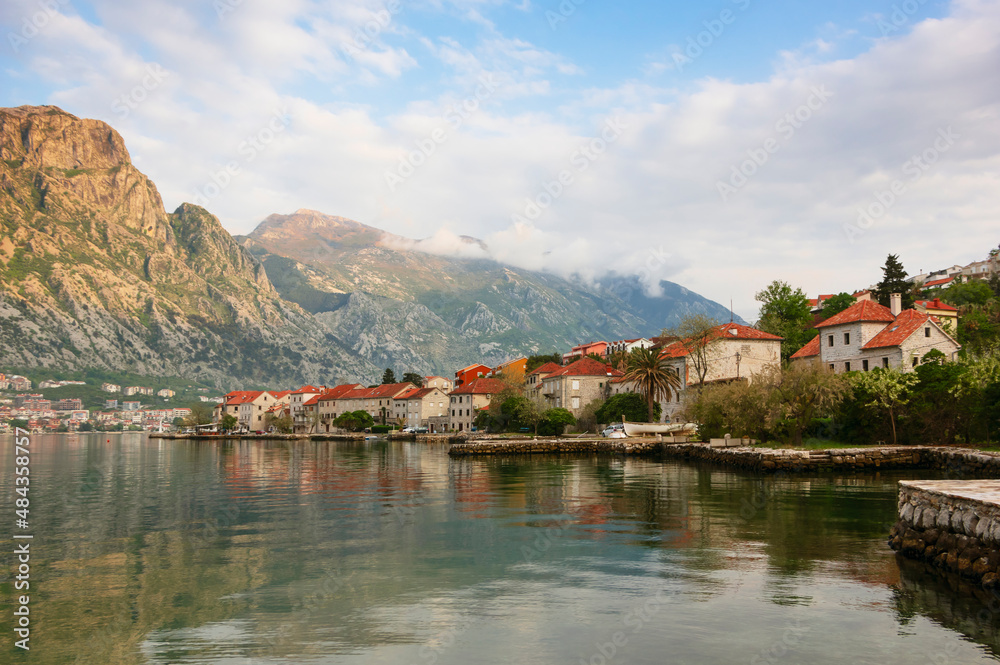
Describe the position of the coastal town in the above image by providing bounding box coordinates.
[0,251,990,436]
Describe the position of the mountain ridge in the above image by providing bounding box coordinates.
[0,105,742,387]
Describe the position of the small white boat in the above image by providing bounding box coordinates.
[622,421,698,437]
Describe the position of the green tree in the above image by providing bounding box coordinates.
[935,280,993,307]
[382,368,397,385]
[664,314,719,386]
[770,363,851,446]
[538,408,576,436]
[526,353,562,373]
[852,367,918,445]
[221,414,238,431]
[78,421,93,432]
[401,372,424,387]
[334,410,374,432]
[623,346,682,422]
[595,392,660,424]
[873,254,913,310]
[818,293,856,321]
[264,413,293,433]
[8,418,29,431]
[184,403,213,427]
[755,280,815,361]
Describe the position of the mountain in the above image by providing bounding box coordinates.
[0,106,374,388]
[238,210,740,374]
[0,105,738,388]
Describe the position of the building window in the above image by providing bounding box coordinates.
[572,380,580,390]
[844,332,850,345]
[925,327,931,337]
[572,397,580,409]
[862,359,869,371]
[912,356,919,367]
[828,335,834,347]
[845,362,851,372]
[883,357,889,368]
[829,364,834,371]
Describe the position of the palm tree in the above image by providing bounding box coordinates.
[623,346,683,422]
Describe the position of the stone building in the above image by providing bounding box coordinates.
[611,323,783,423]
[392,387,450,429]
[538,357,622,418]
[448,377,508,432]
[790,295,961,372]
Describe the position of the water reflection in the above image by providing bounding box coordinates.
[0,435,998,664]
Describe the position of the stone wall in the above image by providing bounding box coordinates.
[890,481,1000,589]
[448,438,663,456]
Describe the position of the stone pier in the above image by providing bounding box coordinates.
[890,480,1000,589]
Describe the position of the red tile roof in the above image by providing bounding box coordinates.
[815,300,896,328]
[316,384,361,403]
[397,387,439,400]
[659,342,691,359]
[270,390,292,400]
[529,361,563,376]
[862,310,935,349]
[226,391,263,405]
[545,357,618,378]
[790,335,821,359]
[922,277,954,289]
[291,385,323,394]
[915,298,958,312]
[708,323,783,341]
[450,377,509,395]
[303,395,321,406]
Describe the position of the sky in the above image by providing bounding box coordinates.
[1,0,998,320]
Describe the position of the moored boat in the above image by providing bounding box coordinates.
[622,421,698,437]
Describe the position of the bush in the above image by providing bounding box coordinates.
[371,425,397,434]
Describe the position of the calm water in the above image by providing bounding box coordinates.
[2,434,1000,664]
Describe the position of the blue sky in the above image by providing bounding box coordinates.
[0,0,995,320]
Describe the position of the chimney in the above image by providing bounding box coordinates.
[890,293,902,317]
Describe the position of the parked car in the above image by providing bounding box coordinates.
[401,426,416,433]
[601,424,626,438]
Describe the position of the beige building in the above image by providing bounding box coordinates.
[315,384,362,432]
[290,385,325,433]
[333,383,416,425]
[236,390,291,430]
[612,323,783,423]
[538,357,622,418]
[448,377,508,432]
[393,387,450,428]
[424,376,454,392]
[790,296,961,372]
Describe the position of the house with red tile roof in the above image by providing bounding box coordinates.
[332,383,417,425]
[790,295,960,372]
[448,377,509,432]
[313,384,362,431]
[454,364,492,388]
[490,357,528,382]
[562,341,609,363]
[228,390,292,431]
[392,386,451,430]
[538,357,623,419]
[526,361,563,400]
[914,298,959,333]
[611,323,782,423]
[290,385,326,433]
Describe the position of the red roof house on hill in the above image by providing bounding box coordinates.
[791,296,960,372]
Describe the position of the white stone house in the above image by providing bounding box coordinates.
[392,387,450,428]
[790,295,961,372]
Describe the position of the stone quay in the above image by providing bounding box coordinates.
[890,480,1000,589]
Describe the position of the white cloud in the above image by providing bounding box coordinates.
[6,0,1000,321]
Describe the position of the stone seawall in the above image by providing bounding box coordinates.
[448,438,663,456]
[890,481,1000,589]
[660,444,1000,474]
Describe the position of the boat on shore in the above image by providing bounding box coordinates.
[622,421,698,437]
